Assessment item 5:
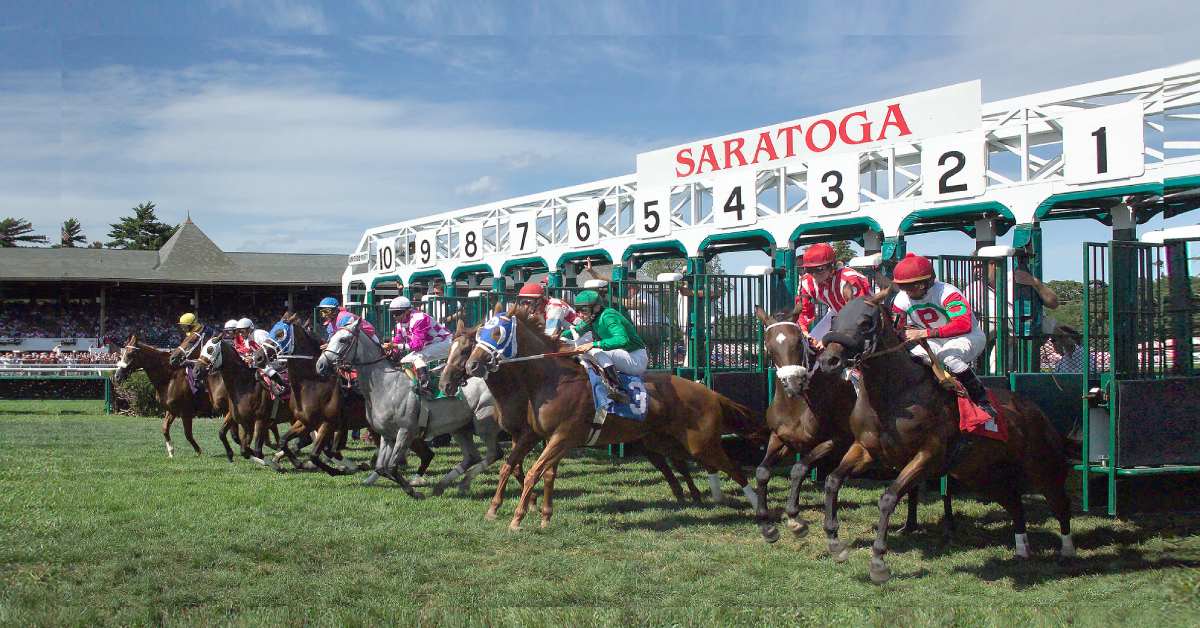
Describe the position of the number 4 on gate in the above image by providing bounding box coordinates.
[713,174,758,228]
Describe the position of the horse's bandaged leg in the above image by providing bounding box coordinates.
[708,473,723,501]
[1060,533,1076,558]
[742,484,759,509]
[1014,532,1030,558]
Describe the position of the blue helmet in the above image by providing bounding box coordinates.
[318,297,339,308]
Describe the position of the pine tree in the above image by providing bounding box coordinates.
[0,217,48,247]
[59,217,86,247]
[106,202,177,250]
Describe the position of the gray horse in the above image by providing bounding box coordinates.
[316,318,502,498]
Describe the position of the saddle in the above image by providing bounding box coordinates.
[914,340,1008,443]
[578,359,650,446]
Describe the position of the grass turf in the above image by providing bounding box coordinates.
[1,400,1198,626]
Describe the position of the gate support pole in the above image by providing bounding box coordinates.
[1012,223,1043,373]
[686,256,707,380]
[771,246,795,313]
[546,271,564,289]
[881,235,906,281]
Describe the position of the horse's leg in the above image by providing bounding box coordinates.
[267,423,281,450]
[181,414,202,456]
[539,462,559,528]
[161,412,177,458]
[459,423,502,493]
[510,430,574,532]
[688,435,753,508]
[433,431,481,496]
[363,437,390,487]
[670,457,705,503]
[486,430,539,521]
[897,487,920,535]
[306,422,345,477]
[643,450,687,503]
[217,414,236,462]
[409,439,435,485]
[754,433,791,543]
[823,443,874,564]
[784,439,836,537]
[868,447,935,584]
[383,427,424,499]
[1042,481,1074,558]
[249,418,266,464]
[275,421,306,470]
[996,487,1030,559]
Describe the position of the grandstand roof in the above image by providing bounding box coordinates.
[0,219,344,286]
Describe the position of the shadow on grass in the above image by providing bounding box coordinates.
[954,549,1200,589]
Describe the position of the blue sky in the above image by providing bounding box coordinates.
[0,1,1196,280]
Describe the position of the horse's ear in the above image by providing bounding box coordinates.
[505,303,517,317]
[490,327,503,342]
[866,289,892,306]
[493,301,503,314]
[753,305,773,327]
[455,319,465,335]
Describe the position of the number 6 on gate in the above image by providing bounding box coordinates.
[568,200,601,247]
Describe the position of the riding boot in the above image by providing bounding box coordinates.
[953,368,997,418]
[602,365,630,404]
[416,367,434,399]
[269,372,287,397]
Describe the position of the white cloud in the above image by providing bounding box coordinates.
[454,175,500,197]
[217,38,329,59]
[211,0,330,35]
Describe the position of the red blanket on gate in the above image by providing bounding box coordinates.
[956,388,1009,442]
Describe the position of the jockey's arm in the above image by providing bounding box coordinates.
[927,292,974,339]
[594,314,630,350]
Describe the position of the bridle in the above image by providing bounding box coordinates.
[321,324,389,370]
[764,320,816,394]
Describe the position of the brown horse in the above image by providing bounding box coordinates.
[816,292,1073,583]
[190,337,293,465]
[113,335,213,457]
[168,332,241,461]
[752,307,931,544]
[447,307,764,531]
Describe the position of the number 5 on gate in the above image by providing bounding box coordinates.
[636,187,672,239]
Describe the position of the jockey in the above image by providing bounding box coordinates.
[317,296,377,343]
[221,319,238,341]
[384,296,451,397]
[515,282,580,336]
[250,327,287,396]
[569,289,647,404]
[795,243,872,349]
[232,317,258,357]
[890,253,996,417]
[177,312,203,339]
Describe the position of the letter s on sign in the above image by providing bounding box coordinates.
[675,148,695,178]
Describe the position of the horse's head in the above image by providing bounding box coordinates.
[168,331,204,367]
[817,290,893,375]
[192,337,225,379]
[113,334,142,383]
[463,308,519,380]
[316,317,369,377]
[755,305,812,398]
[440,319,478,396]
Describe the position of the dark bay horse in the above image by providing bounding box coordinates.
[169,332,240,461]
[752,307,929,544]
[816,292,1073,583]
[191,337,293,465]
[448,307,765,531]
[113,335,212,457]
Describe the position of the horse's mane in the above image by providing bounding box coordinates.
[508,308,559,351]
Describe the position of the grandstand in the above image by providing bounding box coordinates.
[0,218,345,355]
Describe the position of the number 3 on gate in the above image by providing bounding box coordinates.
[806,154,860,215]
[568,200,601,247]
[713,174,757,228]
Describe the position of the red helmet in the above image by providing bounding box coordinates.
[892,253,934,284]
[518,282,545,298]
[801,243,836,268]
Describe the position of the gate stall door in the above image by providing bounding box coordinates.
[691,273,770,414]
[933,255,1013,376]
[618,278,685,371]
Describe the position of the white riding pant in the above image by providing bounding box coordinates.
[588,347,649,377]
[399,337,452,369]
[908,328,986,374]
[809,311,832,342]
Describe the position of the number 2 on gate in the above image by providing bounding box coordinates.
[713,174,757,228]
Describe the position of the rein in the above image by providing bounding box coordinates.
[323,325,390,370]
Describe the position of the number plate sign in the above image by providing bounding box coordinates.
[712,174,757,228]
[568,200,601,247]
[806,154,860,215]
[636,187,672,239]
[1063,101,1144,185]
[459,221,484,261]
[509,212,538,255]
[414,230,437,268]
[377,237,398,272]
[920,130,985,202]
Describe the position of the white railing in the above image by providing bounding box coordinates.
[0,365,118,377]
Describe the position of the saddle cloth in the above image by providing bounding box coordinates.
[258,368,290,401]
[955,388,1009,442]
[581,361,649,422]
[184,365,202,395]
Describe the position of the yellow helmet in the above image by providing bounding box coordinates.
[178,313,201,332]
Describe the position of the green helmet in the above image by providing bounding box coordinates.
[573,290,601,307]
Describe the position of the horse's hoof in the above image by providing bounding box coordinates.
[484,510,498,521]
[410,491,425,500]
[786,516,808,536]
[195,450,203,457]
[431,484,447,497]
[829,541,850,563]
[540,519,550,529]
[265,458,281,471]
[869,558,892,584]
[761,525,780,544]
[409,475,428,487]
[508,522,522,532]
[250,456,266,466]
[897,523,918,536]
[362,472,380,487]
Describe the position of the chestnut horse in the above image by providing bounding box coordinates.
[447,307,765,531]
[752,307,933,544]
[113,335,213,457]
[190,337,293,465]
[169,332,242,461]
[816,292,1073,584]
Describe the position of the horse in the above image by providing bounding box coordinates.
[113,334,212,458]
[190,337,293,466]
[168,331,242,461]
[449,306,766,531]
[314,318,505,497]
[816,291,1073,583]
[751,307,936,544]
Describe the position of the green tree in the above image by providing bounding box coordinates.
[59,217,86,248]
[106,202,177,250]
[832,240,857,264]
[0,217,48,247]
[637,256,724,280]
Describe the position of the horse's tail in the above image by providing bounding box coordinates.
[717,395,768,444]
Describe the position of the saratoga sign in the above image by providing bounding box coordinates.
[636,80,981,189]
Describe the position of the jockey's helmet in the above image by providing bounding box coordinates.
[892,253,935,285]
[236,317,254,330]
[388,296,413,311]
[800,243,836,268]
[223,319,238,331]
[318,296,339,308]
[573,290,602,308]
[178,312,201,333]
[518,282,545,298]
